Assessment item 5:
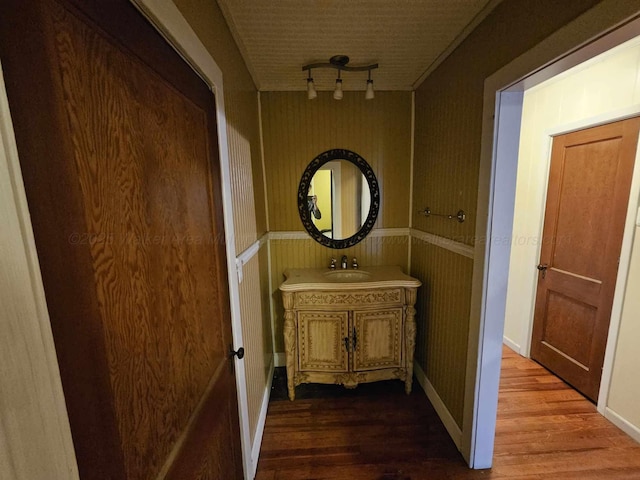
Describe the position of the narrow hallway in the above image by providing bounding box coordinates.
[256,347,640,479]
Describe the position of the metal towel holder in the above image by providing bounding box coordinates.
[420,207,466,223]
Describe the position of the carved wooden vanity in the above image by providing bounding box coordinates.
[280,266,421,400]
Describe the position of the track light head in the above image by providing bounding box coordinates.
[365,79,374,100]
[307,72,317,100]
[333,78,343,100]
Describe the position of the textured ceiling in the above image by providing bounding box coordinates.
[216,0,499,92]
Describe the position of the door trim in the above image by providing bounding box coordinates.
[127,2,252,478]
[465,2,640,470]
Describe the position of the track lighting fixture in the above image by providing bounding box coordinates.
[302,55,378,100]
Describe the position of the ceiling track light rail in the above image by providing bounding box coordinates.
[303,55,378,100]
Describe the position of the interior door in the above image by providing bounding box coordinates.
[0,0,243,478]
[531,117,640,401]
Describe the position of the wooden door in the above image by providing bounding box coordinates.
[531,118,640,401]
[298,311,350,372]
[352,308,403,371]
[0,0,243,479]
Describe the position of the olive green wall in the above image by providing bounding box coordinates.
[175,0,267,247]
[261,91,412,232]
[411,0,606,427]
[261,91,413,351]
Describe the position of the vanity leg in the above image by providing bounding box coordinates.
[282,292,296,401]
[405,288,418,395]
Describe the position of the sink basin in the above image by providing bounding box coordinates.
[323,270,372,282]
[280,266,421,291]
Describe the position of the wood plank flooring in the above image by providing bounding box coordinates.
[255,347,640,479]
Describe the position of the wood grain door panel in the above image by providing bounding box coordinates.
[531,117,640,401]
[298,311,349,372]
[0,0,243,478]
[353,308,403,371]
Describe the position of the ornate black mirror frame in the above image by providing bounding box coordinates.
[298,148,380,249]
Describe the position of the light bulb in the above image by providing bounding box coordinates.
[307,78,317,100]
[365,79,374,100]
[333,78,343,100]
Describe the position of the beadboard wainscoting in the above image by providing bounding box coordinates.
[267,227,474,436]
[236,235,273,478]
[410,234,474,429]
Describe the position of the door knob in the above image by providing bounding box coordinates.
[230,347,245,360]
[537,264,548,279]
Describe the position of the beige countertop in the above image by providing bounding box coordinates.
[279,265,421,292]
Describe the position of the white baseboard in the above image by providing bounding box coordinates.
[274,352,286,367]
[413,361,463,450]
[502,336,520,354]
[249,357,275,479]
[605,407,640,444]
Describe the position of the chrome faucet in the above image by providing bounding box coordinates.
[341,255,348,269]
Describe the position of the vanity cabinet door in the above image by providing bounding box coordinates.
[352,308,403,371]
[298,311,350,372]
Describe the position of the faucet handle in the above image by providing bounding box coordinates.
[330,258,337,269]
[352,257,359,269]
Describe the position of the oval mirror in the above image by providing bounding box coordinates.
[298,149,379,249]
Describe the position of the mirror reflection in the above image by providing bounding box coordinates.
[307,160,371,240]
[298,148,379,249]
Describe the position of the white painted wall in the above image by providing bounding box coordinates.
[607,223,640,441]
[504,36,640,436]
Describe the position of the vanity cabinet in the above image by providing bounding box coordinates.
[280,267,421,400]
[297,307,403,373]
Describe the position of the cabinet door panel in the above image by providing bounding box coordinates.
[298,311,349,372]
[353,308,403,371]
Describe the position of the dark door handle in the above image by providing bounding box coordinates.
[344,337,350,352]
[537,264,548,279]
[230,347,245,360]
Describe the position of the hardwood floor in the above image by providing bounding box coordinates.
[256,347,640,479]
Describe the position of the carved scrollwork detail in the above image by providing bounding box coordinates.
[297,289,402,307]
[334,372,368,389]
[283,284,420,399]
[282,292,297,400]
[294,372,310,386]
[393,368,407,381]
[404,287,418,395]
